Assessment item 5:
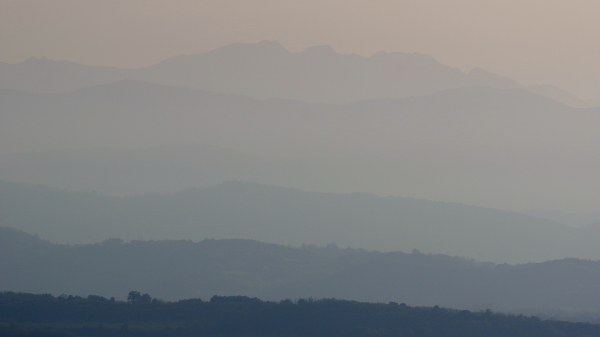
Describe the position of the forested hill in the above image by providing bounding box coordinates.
[1,180,599,264]
[3,226,600,315]
[2,292,600,337]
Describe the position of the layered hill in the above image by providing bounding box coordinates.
[3,80,597,157]
[1,80,599,212]
[3,226,600,316]
[0,41,593,106]
[3,180,600,264]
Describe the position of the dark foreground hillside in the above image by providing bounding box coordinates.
[3,227,600,316]
[2,292,599,337]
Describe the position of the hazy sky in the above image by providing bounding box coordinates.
[1,0,599,99]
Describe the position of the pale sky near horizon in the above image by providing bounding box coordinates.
[1,0,599,99]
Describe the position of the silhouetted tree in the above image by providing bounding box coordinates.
[127,291,141,304]
[140,293,152,303]
[127,291,151,304]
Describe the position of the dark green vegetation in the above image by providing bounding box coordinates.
[3,226,600,314]
[2,180,600,264]
[2,292,600,337]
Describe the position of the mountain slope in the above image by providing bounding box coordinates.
[3,180,600,264]
[1,41,590,106]
[3,226,600,315]
[2,80,598,158]
[2,80,600,212]
[0,57,127,93]
[0,144,291,197]
[131,41,470,103]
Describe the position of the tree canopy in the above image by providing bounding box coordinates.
[1,291,599,337]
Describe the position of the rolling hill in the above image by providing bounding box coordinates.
[1,80,599,212]
[3,180,600,264]
[3,226,600,316]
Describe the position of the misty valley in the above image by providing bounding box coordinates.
[2,40,600,337]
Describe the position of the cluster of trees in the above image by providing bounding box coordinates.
[1,291,600,337]
[126,291,152,304]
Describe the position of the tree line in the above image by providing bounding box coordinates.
[1,291,600,337]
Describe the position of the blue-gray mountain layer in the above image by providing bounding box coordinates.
[0,41,592,107]
[2,180,600,264]
[2,226,600,319]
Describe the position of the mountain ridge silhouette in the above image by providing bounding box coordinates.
[1,41,595,107]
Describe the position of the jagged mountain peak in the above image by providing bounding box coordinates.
[0,41,587,106]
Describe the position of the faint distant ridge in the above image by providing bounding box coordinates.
[0,56,128,94]
[467,66,596,108]
[522,210,600,228]
[467,67,521,88]
[4,80,591,158]
[1,41,595,107]
[2,81,600,214]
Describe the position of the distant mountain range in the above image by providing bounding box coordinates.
[0,41,597,107]
[0,144,282,197]
[1,80,599,212]
[3,226,600,317]
[3,180,600,264]
[523,210,600,228]
[4,40,600,321]
[3,144,600,229]
[3,79,598,157]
